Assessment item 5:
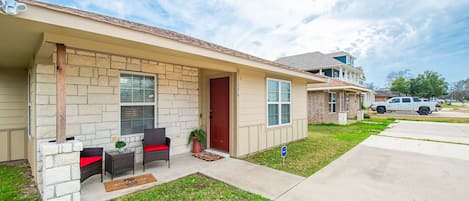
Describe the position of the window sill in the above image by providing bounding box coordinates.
[120,133,144,138]
[267,123,292,129]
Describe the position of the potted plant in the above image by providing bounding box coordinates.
[115,140,126,153]
[187,128,206,153]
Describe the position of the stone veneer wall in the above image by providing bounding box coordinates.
[33,48,199,188]
[40,141,83,201]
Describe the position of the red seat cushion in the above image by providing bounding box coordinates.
[144,144,169,153]
[80,156,102,168]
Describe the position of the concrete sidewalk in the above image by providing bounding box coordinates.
[200,158,305,200]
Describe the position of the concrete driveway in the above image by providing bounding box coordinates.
[277,122,469,201]
[380,120,469,144]
[375,109,469,118]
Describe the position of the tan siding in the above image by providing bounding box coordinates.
[0,128,27,162]
[0,69,27,130]
[0,69,27,162]
[236,68,308,157]
[10,130,26,160]
[238,69,265,126]
[0,131,8,161]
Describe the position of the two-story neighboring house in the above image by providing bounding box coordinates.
[276,51,373,124]
[276,51,366,85]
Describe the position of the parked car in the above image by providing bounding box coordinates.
[370,97,438,115]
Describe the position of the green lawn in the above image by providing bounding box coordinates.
[244,119,394,177]
[0,164,39,201]
[116,174,268,201]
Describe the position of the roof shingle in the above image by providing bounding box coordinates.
[275,52,345,70]
[19,0,323,79]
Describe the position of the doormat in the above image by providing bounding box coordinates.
[192,152,224,162]
[104,173,157,192]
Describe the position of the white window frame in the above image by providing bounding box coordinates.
[119,71,158,136]
[328,92,337,113]
[266,78,292,128]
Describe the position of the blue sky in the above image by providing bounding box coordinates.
[42,0,469,87]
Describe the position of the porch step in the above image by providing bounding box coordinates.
[204,149,230,158]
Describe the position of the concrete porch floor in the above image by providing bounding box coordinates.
[81,152,305,201]
[81,153,220,201]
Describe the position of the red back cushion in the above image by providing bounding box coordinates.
[80,156,102,168]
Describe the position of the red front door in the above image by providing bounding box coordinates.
[210,77,230,152]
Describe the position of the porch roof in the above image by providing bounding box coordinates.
[307,77,371,93]
[0,0,326,83]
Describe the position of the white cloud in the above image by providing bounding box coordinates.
[48,0,469,86]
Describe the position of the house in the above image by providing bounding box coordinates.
[374,89,403,102]
[276,51,365,85]
[276,51,371,124]
[0,1,326,200]
[306,78,371,124]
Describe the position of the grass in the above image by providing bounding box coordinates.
[0,163,39,201]
[244,119,394,177]
[116,174,268,201]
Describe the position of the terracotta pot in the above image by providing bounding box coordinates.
[192,136,202,153]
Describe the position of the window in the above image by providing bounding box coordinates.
[402,98,411,103]
[389,98,400,103]
[345,94,350,111]
[329,92,336,113]
[267,79,291,127]
[120,73,156,135]
[413,97,421,102]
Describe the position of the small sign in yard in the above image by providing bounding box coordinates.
[281,145,287,165]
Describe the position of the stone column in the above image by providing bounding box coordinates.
[40,141,83,201]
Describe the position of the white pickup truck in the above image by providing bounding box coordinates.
[370,97,438,115]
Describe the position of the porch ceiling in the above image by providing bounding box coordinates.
[0,14,239,73]
[0,15,42,69]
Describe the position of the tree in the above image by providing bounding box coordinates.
[385,69,412,87]
[450,78,469,101]
[410,71,448,98]
[364,82,377,90]
[390,77,410,95]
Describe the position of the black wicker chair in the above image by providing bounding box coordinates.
[142,128,170,171]
[80,147,103,182]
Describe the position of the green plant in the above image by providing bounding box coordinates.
[188,128,206,147]
[115,140,126,149]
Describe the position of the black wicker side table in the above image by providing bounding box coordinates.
[105,151,135,180]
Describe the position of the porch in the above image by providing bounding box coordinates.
[80,152,304,201]
[81,153,220,201]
